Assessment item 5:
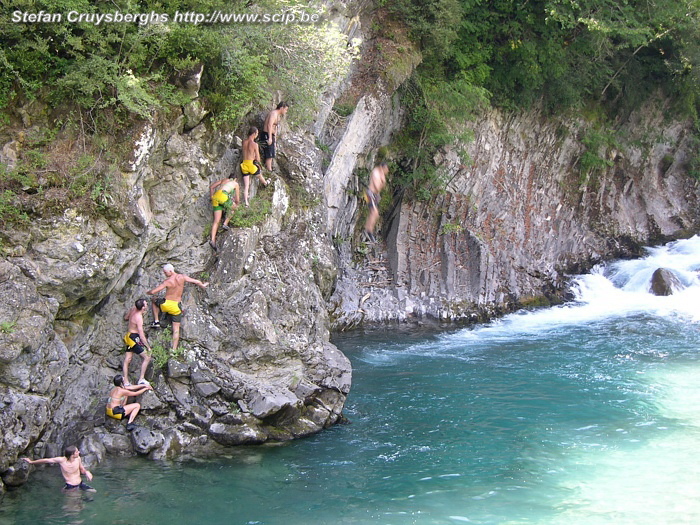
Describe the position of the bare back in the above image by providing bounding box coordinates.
[219,179,238,194]
[242,136,260,162]
[164,273,187,301]
[127,308,144,333]
[107,386,127,409]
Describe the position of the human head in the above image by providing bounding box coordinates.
[163,263,175,276]
[248,126,258,138]
[379,162,389,174]
[64,445,78,459]
[135,298,147,311]
[113,374,124,387]
[277,101,289,114]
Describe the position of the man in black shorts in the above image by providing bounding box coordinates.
[260,101,289,172]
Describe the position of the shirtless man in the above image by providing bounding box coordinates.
[22,446,96,492]
[147,263,209,353]
[106,374,153,431]
[122,298,152,387]
[363,162,389,243]
[209,176,240,250]
[241,126,268,207]
[260,101,289,172]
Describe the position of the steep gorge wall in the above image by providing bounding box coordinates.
[331,98,700,325]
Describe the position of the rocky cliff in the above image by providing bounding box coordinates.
[330,97,700,326]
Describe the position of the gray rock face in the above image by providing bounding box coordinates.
[650,268,684,296]
[330,101,700,327]
[1,118,353,479]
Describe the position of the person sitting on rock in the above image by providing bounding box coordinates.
[122,298,152,387]
[22,445,96,492]
[209,176,240,251]
[106,374,152,431]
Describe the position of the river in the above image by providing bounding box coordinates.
[3,236,700,524]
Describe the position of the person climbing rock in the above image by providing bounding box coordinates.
[147,263,208,353]
[105,374,153,431]
[209,176,240,250]
[260,101,289,172]
[122,298,152,387]
[241,126,268,206]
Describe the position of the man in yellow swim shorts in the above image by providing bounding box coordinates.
[209,176,239,250]
[147,263,209,354]
[241,126,268,207]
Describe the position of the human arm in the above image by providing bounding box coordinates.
[79,459,93,481]
[146,282,167,295]
[124,306,136,321]
[125,385,153,396]
[22,456,63,465]
[182,274,209,289]
[135,315,150,350]
[232,183,240,206]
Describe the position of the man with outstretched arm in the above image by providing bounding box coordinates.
[147,263,209,353]
[241,126,268,206]
[260,101,289,172]
[22,446,96,492]
[122,298,152,387]
[209,176,240,250]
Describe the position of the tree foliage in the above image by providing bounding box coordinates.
[386,0,700,198]
[0,0,357,127]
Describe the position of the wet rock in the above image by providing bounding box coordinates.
[100,433,134,457]
[1,461,30,487]
[208,421,266,446]
[78,435,107,467]
[650,268,684,296]
[131,427,165,454]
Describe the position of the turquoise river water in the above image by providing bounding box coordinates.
[3,236,700,524]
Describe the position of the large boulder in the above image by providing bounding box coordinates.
[650,268,684,296]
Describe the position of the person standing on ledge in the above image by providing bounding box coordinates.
[147,263,208,353]
[22,446,96,493]
[209,176,240,250]
[363,162,389,243]
[122,298,152,387]
[260,101,289,172]
[241,126,268,207]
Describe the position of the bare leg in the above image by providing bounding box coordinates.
[122,352,133,385]
[211,209,223,243]
[365,207,379,234]
[124,403,141,424]
[151,302,160,324]
[172,321,181,353]
[138,353,151,383]
[257,172,269,186]
[242,175,250,206]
